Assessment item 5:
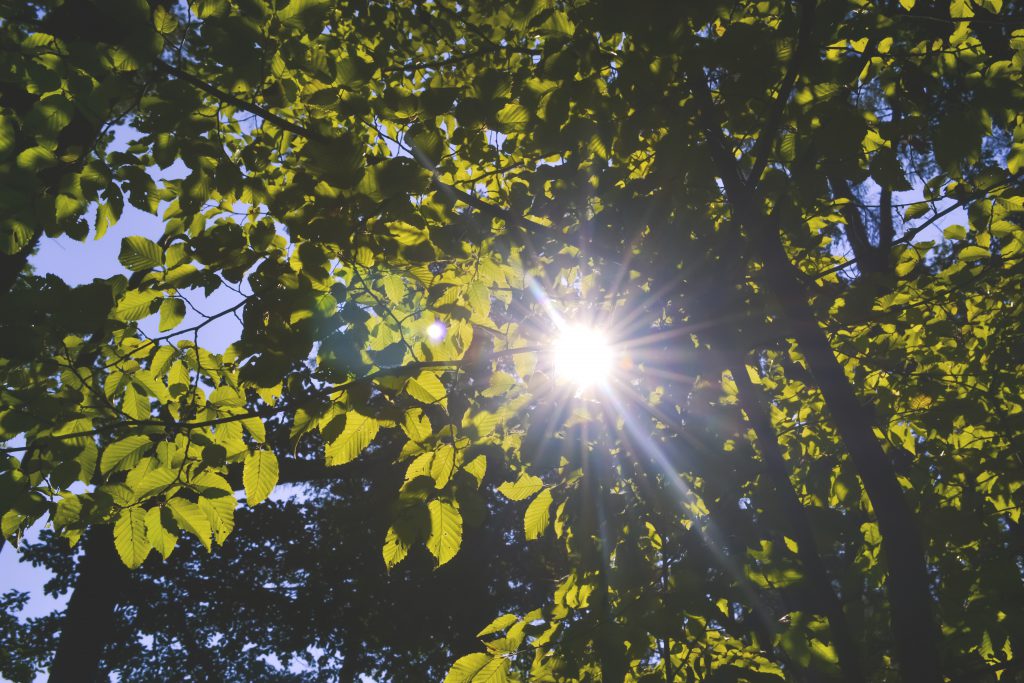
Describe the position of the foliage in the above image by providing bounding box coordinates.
[2,0,1024,681]
[3,465,553,682]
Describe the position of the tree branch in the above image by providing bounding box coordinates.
[747,0,815,189]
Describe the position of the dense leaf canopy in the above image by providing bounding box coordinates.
[2,0,1024,681]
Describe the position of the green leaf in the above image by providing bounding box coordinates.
[944,224,967,240]
[444,653,509,683]
[958,245,989,262]
[53,495,83,530]
[524,488,552,540]
[115,290,161,322]
[498,473,543,501]
[0,114,15,159]
[427,499,462,566]
[430,444,455,489]
[406,371,447,408]
[477,614,518,638]
[16,145,56,171]
[198,490,235,544]
[122,382,150,420]
[903,202,929,221]
[101,436,154,474]
[401,408,432,443]
[325,411,379,465]
[114,508,151,569]
[145,506,177,560]
[383,524,411,569]
[495,103,529,131]
[118,236,163,271]
[463,455,487,487]
[153,5,179,33]
[159,298,186,332]
[243,449,279,506]
[167,498,213,551]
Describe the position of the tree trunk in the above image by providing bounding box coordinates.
[756,228,940,683]
[48,529,127,683]
[731,363,863,683]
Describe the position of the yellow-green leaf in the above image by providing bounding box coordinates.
[115,289,161,322]
[114,508,151,569]
[145,506,177,559]
[167,498,212,551]
[524,488,552,540]
[958,245,989,262]
[427,499,462,566]
[383,523,411,569]
[498,473,543,501]
[159,297,186,332]
[444,653,509,683]
[325,411,379,465]
[401,408,432,443]
[101,435,153,474]
[406,371,447,408]
[244,449,279,506]
[118,235,163,271]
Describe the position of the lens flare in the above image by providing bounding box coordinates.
[552,325,613,389]
[426,321,447,342]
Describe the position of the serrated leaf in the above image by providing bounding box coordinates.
[903,202,929,221]
[244,449,278,506]
[524,488,552,540]
[145,506,177,559]
[153,4,179,33]
[477,614,518,638]
[430,444,455,489]
[958,245,989,262]
[242,416,266,443]
[167,498,212,551]
[198,490,235,544]
[115,289,161,321]
[496,103,529,131]
[381,273,406,302]
[498,473,543,501]
[401,408,432,443]
[406,371,447,408]
[130,463,177,500]
[325,411,379,465]
[101,436,153,474]
[463,455,487,487]
[114,508,151,568]
[133,369,170,404]
[444,653,509,683]
[118,235,163,271]
[466,282,491,322]
[53,495,83,529]
[944,224,967,240]
[159,298,186,332]
[427,499,462,566]
[122,382,150,420]
[383,524,411,569]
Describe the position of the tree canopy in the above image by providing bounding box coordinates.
[2,0,1024,681]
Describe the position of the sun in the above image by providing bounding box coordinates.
[552,325,614,389]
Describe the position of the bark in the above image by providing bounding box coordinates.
[48,529,127,683]
[731,363,863,683]
[756,228,940,683]
[685,62,940,683]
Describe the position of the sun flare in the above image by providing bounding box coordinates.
[552,325,614,389]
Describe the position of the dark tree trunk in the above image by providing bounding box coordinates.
[731,363,863,683]
[756,229,940,683]
[48,529,127,683]
[685,64,940,682]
